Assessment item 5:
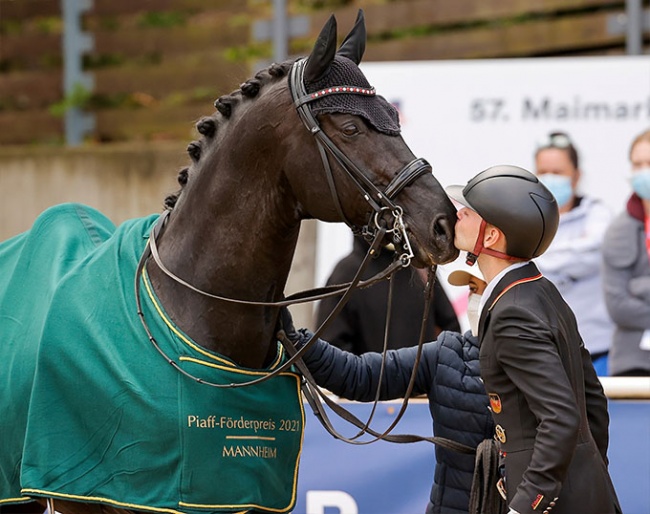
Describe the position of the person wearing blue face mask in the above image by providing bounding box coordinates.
[533,131,614,375]
[601,128,650,376]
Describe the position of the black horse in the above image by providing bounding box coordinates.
[0,11,458,514]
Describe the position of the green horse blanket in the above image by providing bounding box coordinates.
[0,204,304,514]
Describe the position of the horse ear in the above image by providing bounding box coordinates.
[304,14,337,83]
[337,9,366,64]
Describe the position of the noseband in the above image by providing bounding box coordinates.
[289,58,432,268]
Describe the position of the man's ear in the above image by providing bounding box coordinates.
[483,224,506,251]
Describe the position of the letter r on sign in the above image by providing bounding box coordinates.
[306,491,358,514]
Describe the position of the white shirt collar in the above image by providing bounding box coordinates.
[478,260,530,318]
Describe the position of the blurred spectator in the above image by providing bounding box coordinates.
[602,128,650,377]
[315,236,460,354]
[533,131,614,375]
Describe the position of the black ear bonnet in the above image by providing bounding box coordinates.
[304,55,401,136]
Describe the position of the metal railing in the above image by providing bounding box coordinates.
[600,376,650,399]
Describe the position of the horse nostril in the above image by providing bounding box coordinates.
[432,215,454,242]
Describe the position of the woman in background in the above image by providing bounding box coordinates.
[602,128,650,376]
[533,131,614,375]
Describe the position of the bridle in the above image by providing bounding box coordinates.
[133,59,474,453]
[289,57,434,266]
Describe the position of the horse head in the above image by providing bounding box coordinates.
[284,10,458,267]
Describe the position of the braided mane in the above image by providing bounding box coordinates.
[164,61,294,210]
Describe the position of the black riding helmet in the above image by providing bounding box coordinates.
[447,165,559,260]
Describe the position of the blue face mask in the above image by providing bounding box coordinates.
[631,168,650,200]
[538,174,573,208]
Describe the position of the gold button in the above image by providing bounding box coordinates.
[495,424,506,443]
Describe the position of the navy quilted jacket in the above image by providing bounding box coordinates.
[302,331,493,514]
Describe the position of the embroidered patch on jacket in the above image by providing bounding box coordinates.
[489,393,502,413]
[531,494,544,510]
[495,424,506,444]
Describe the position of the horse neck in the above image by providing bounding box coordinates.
[147,143,302,369]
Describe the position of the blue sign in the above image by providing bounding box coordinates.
[294,400,650,514]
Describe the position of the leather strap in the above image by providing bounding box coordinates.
[279,330,475,453]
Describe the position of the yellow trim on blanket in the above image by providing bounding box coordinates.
[20,489,184,514]
[180,355,293,377]
[141,268,284,371]
[178,500,292,512]
[0,496,33,504]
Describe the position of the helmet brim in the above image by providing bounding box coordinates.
[445,185,472,209]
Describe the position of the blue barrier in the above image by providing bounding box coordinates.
[295,400,650,514]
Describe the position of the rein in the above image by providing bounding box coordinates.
[136,232,473,452]
[278,270,474,454]
[135,218,398,388]
[144,211,406,309]
[136,222,473,452]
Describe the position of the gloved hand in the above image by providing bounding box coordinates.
[278,306,314,350]
[279,306,299,342]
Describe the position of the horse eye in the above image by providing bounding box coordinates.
[341,122,360,136]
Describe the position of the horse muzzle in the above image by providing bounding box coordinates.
[429,213,459,264]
